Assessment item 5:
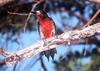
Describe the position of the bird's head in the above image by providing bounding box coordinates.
[35,10,47,19]
[36,11,42,15]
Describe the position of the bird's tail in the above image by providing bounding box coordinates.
[41,45,57,60]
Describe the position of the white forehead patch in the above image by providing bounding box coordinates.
[36,11,41,14]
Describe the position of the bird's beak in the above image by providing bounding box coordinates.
[31,11,36,14]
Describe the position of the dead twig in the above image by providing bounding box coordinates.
[8,12,28,16]
[23,0,44,32]
[83,9,100,28]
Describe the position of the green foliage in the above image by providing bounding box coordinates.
[54,52,100,71]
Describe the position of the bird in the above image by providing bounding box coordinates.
[32,10,57,60]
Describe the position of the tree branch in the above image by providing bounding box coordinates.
[83,9,100,28]
[0,23,100,65]
[8,12,28,16]
[89,0,100,3]
[0,0,15,6]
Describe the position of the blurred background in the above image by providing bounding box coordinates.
[0,0,100,71]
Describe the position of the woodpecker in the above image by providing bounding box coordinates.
[32,10,57,60]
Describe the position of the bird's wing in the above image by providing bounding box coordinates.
[49,18,56,36]
[38,22,45,39]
